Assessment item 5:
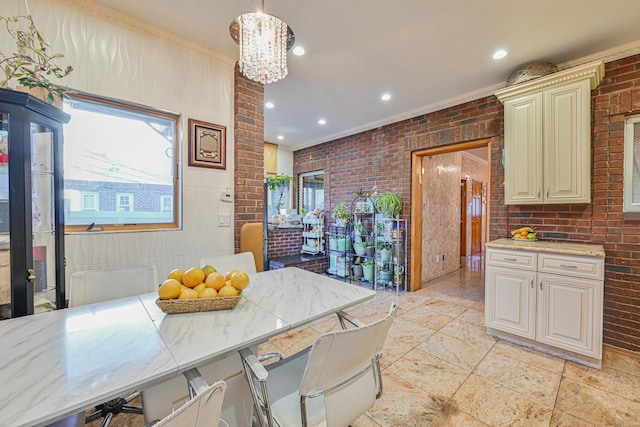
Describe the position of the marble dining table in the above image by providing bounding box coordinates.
[0,267,375,427]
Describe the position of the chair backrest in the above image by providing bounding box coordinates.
[240,223,264,272]
[300,303,396,426]
[154,380,226,427]
[68,265,159,307]
[199,252,257,276]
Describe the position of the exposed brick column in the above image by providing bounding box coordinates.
[233,64,264,252]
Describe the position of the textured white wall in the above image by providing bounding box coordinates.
[2,0,237,290]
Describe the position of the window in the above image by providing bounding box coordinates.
[624,115,640,212]
[267,180,291,215]
[63,93,180,231]
[116,193,133,212]
[299,171,324,214]
[81,193,98,211]
[160,195,173,213]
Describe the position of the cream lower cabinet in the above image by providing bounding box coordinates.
[486,247,604,363]
[496,60,604,205]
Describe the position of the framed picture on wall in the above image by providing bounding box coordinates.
[188,119,226,169]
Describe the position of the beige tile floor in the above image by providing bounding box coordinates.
[87,255,640,426]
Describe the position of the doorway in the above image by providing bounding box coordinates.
[460,179,467,258]
[471,180,483,254]
[410,138,491,291]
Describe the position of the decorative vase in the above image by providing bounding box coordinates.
[380,248,391,262]
[365,246,375,257]
[337,237,346,251]
[329,236,337,251]
[353,242,366,255]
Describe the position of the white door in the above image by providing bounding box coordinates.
[485,265,536,339]
[537,272,601,358]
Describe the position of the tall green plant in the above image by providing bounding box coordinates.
[266,174,292,210]
[0,13,73,103]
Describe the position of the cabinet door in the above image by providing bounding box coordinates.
[543,79,591,203]
[503,92,543,205]
[537,272,602,359]
[485,265,536,339]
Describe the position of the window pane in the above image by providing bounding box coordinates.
[299,171,324,214]
[63,94,180,230]
[631,123,640,205]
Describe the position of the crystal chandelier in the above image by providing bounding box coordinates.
[229,2,295,85]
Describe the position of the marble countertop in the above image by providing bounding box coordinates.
[486,238,606,258]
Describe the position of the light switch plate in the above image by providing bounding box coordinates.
[218,213,231,227]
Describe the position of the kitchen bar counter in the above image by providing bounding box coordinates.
[486,238,606,258]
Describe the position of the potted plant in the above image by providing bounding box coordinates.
[266,174,292,213]
[365,241,375,257]
[374,192,402,218]
[331,201,352,226]
[362,258,374,282]
[353,240,366,255]
[0,13,73,104]
[353,221,366,242]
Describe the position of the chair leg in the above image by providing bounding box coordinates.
[84,396,143,426]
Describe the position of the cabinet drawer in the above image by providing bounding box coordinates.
[538,253,603,280]
[486,248,536,270]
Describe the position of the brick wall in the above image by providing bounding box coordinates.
[267,228,302,258]
[233,64,264,252]
[293,54,640,353]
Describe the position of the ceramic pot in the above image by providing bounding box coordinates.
[362,264,374,282]
[365,246,375,257]
[353,242,366,255]
[379,270,393,282]
[352,264,363,277]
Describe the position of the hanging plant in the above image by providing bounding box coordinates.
[0,13,73,104]
[266,174,292,210]
[374,192,402,217]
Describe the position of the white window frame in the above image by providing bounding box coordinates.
[160,195,173,213]
[81,192,99,211]
[116,193,134,212]
[624,115,640,212]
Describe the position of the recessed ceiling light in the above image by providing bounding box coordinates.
[293,46,305,56]
[318,119,326,125]
[492,49,508,60]
[277,135,284,140]
[381,93,391,101]
[265,101,274,108]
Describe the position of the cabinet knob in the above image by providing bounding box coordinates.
[537,189,541,198]
[546,188,549,198]
[27,268,36,281]
[530,278,533,288]
[559,264,578,269]
[539,280,542,290]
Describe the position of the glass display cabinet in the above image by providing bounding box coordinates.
[0,88,70,319]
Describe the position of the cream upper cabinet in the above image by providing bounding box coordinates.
[496,60,604,205]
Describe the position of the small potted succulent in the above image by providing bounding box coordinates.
[0,13,73,104]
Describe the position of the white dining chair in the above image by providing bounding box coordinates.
[239,302,397,427]
[68,265,159,426]
[145,369,226,427]
[199,252,258,276]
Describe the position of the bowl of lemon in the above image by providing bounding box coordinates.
[155,265,250,314]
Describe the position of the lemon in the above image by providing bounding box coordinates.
[167,269,185,283]
[230,271,250,290]
[225,269,240,281]
[178,287,198,299]
[201,264,217,278]
[183,267,205,288]
[193,283,207,295]
[199,288,218,299]
[205,272,226,291]
[218,285,239,297]
[158,279,181,300]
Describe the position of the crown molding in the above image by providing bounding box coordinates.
[494,60,604,102]
[51,0,236,67]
